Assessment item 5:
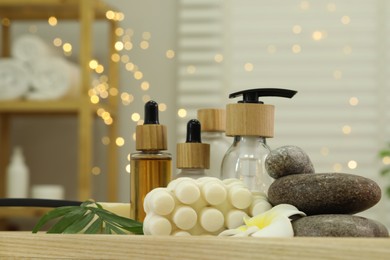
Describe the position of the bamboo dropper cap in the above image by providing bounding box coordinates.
[136,100,167,151]
[197,108,226,132]
[177,119,210,169]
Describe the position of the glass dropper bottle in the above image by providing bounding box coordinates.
[175,119,210,179]
[130,100,172,221]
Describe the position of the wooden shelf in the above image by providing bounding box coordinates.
[0,0,120,203]
[0,208,51,218]
[0,232,389,259]
[0,100,116,116]
[0,0,114,20]
[0,100,82,114]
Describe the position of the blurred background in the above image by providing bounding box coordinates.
[1,0,389,230]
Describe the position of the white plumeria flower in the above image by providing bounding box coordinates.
[219,204,306,237]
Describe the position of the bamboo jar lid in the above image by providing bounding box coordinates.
[176,143,210,169]
[225,103,275,137]
[136,124,167,151]
[197,108,226,132]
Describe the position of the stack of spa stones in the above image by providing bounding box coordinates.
[265,145,389,237]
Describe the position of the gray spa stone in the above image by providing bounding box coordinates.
[265,145,314,179]
[292,215,389,237]
[268,173,381,215]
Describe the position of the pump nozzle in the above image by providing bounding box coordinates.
[186,119,202,143]
[229,88,297,103]
[144,100,159,124]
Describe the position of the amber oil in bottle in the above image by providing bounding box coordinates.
[131,153,171,221]
[130,100,172,221]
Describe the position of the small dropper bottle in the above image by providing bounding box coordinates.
[175,119,210,179]
[197,108,231,179]
[130,100,172,221]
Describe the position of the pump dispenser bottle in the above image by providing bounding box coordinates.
[197,108,231,178]
[221,88,297,194]
[130,100,172,221]
[175,119,210,179]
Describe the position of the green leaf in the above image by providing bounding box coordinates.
[379,150,390,158]
[32,206,78,233]
[47,208,87,234]
[32,200,143,235]
[63,211,95,234]
[116,224,144,235]
[380,167,390,176]
[94,202,104,209]
[103,224,112,234]
[105,222,128,235]
[94,209,143,234]
[84,217,103,234]
[95,209,143,228]
[80,200,96,208]
[386,187,390,198]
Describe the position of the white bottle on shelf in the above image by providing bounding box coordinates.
[6,146,30,198]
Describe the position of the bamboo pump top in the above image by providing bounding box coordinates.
[136,100,167,151]
[197,108,226,132]
[177,119,210,169]
[225,88,297,138]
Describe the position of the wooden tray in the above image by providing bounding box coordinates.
[0,232,389,259]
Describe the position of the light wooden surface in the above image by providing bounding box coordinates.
[0,232,389,260]
[0,0,120,202]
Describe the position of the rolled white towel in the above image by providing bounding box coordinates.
[12,34,54,62]
[0,58,30,100]
[27,57,80,100]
